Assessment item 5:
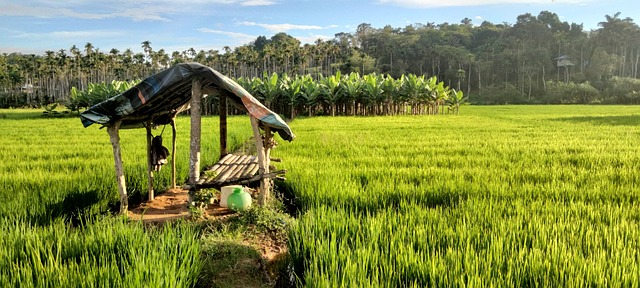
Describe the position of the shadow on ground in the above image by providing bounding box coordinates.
[42,189,108,226]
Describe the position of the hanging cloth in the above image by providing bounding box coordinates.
[151,126,170,171]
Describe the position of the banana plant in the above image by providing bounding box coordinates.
[280,74,302,119]
[67,80,136,113]
[380,75,399,115]
[401,74,426,115]
[253,72,280,109]
[341,72,362,115]
[433,81,450,114]
[446,88,466,115]
[362,73,384,116]
[299,75,322,117]
[320,71,342,116]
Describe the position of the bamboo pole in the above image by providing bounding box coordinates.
[219,93,228,159]
[170,118,177,189]
[250,116,269,205]
[107,120,128,214]
[189,79,202,185]
[145,120,154,201]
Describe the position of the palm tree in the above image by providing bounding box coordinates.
[141,40,152,64]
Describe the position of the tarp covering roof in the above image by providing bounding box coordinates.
[80,63,295,141]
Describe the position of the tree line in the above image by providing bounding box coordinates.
[2,10,640,109]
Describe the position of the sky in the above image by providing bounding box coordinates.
[0,0,638,55]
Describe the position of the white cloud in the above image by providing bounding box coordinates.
[0,0,277,22]
[1,3,113,19]
[239,21,330,32]
[197,28,256,43]
[240,0,277,6]
[377,0,592,7]
[13,30,124,39]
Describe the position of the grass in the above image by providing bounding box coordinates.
[0,217,202,287]
[0,109,256,287]
[4,105,640,287]
[277,105,640,287]
[196,205,294,287]
[0,109,253,224]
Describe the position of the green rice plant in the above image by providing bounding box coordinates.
[0,110,252,223]
[278,105,640,287]
[0,217,202,288]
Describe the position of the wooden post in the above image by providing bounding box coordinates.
[170,118,177,189]
[262,126,273,204]
[250,116,269,205]
[264,126,273,170]
[189,79,202,185]
[145,121,155,201]
[107,120,128,214]
[219,94,228,159]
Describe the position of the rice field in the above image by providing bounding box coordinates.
[2,106,640,287]
[0,110,252,223]
[0,110,253,287]
[277,105,640,287]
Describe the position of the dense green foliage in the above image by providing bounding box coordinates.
[237,71,463,117]
[2,11,640,107]
[67,80,138,113]
[277,106,640,286]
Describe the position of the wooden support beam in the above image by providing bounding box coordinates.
[219,94,228,159]
[145,121,155,201]
[189,79,202,185]
[195,170,287,189]
[107,120,128,214]
[170,118,177,189]
[262,126,273,205]
[250,116,269,205]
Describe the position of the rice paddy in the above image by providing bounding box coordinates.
[277,105,640,287]
[1,105,639,287]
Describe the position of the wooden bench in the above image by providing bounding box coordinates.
[195,154,286,189]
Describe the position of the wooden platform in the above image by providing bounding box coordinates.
[200,154,259,186]
[196,153,287,190]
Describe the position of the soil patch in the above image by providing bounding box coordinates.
[127,188,235,223]
[127,188,294,287]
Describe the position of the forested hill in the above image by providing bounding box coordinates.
[1,11,640,107]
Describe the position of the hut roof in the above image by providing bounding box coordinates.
[80,63,295,141]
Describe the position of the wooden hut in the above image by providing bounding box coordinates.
[80,63,295,214]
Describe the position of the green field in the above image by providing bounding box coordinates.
[0,110,253,287]
[1,106,640,287]
[277,105,640,287]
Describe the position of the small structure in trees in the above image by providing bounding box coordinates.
[555,55,574,67]
[555,55,574,83]
[80,63,295,214]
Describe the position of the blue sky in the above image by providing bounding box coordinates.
[0,0,637,55]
